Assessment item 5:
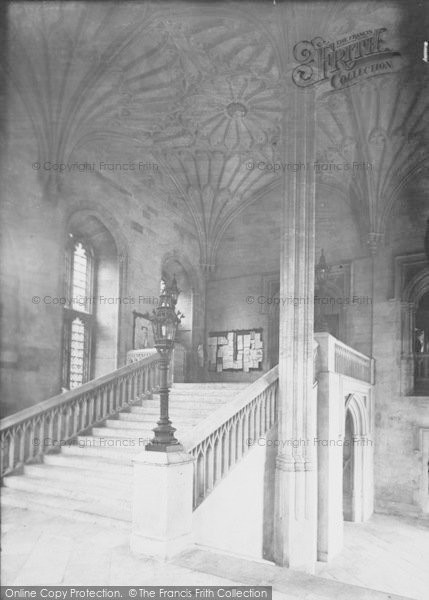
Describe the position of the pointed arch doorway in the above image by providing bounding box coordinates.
[343,393,373,523]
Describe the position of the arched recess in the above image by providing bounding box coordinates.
[64,209,128,381]
[343,393,372,523]
[400,267,429,395]
[161,252,201,382]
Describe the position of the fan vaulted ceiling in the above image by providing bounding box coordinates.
[5,1,429,264]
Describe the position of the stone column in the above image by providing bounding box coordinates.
[314,333,343,562]
[273,86,318,573]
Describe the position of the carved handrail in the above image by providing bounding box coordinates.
[334,341,373,384]
[0,353,163,478]
[181,366,279,510]
[314,333,374,384]
[126,348,158,364]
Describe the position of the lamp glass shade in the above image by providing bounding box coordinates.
[315,250,328,285]
[170,275,179,307]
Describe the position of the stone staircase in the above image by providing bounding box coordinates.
[1,383,248,529]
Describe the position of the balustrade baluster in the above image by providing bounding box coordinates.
[134,371,140,401]
[36,417,45,458]
[123,376,129,407]
[98,390,104,421]
[66,406,73,438]
[249,402,256,444]
[56,409,63,445]
[257,396,264,437]
[141,367,146,396]
[232,421,237,463]
[108,385,114,414]
[242,414,248,457]
[131,373,136,404]
[263,393,268,432]
[270,386,274,425]
[47,412,54,451]
[31,420,38,460]
[236,419,243,461]
[145,366,150,394]
[136,371,142,401]
[19,426,26,466]
[122,376,128,407]
[8,435,15,473]
[192,450,198,507]
[197,452,205,504]
[214,435,222,484]
[123,376,128,406]
[205,443,214,493]
[71,401,79,435]
[222,429,229,476]
[99,387,104,417]
[118,379,123,411]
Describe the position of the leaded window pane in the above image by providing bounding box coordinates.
[62,236,95,390]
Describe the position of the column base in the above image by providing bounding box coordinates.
[130,531,193,561]
[274,460,317,574]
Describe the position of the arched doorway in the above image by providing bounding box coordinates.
[342,393,373,523]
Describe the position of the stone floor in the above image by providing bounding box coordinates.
[316,513,429,600]
[1,506,426,600]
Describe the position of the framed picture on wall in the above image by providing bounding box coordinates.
[132,311,154,349]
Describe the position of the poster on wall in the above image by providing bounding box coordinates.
[208,329,263,372]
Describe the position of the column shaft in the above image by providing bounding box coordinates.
[274,87,318,572]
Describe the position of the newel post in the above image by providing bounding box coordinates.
[130,450,195,560]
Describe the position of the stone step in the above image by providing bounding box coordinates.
[144,398,227,408]
[131,405,213,415]
[116,413,198,427]
[167,391,237,399]
[76,435,148,451]
[0,488,131,529]
[172,383,248,389]
[91,426,153,439]
[43,452,133,474]
[61,444,138,462]
[106,418,154,430]
[23,463,131,489]
[3,474,131,507]
[92,427,192,444]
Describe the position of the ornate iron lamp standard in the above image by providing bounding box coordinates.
[314,249,330,333]
[142,276,184,452]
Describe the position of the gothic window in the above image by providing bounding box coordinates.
[62,236,95,389]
